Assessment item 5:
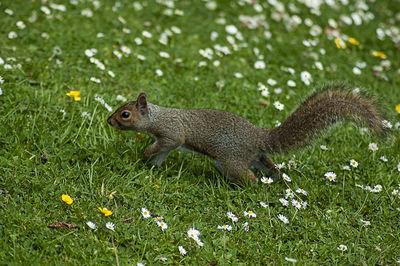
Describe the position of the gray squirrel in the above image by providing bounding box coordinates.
[107,84,383,183]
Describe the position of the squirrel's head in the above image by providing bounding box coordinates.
[107,92,149,130]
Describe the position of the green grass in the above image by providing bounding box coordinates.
[1,0,400,264]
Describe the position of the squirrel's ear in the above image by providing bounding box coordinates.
[137,92,148,115]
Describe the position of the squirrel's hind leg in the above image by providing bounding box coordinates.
[217,160,257,184]
[259,155,280,179]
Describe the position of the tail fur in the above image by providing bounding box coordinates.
[266,84,384,153]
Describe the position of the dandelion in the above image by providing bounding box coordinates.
[279,198,289,207]
[98,207,112,216]
[337,244,347,251]
[372,51,387,59]
[86,221,97,230]
[382,120,392,129]
[105,222,115,231]
[335,38,346,49]
[278,214,289,224]
[350,159,358,168]
[282,173,291,182]
[254,61,266,69]
[61,194,73,205]
[274,101,284,111]
[348,37,360,45]
[141,208,151,218]
[227,212,238,222]
[259,201,268,208]
[178,246,187,256]
[187,228,200,240]
[396,104,400,114]
[368,143,378,151]
[261,176,273,184]
[324,172,337,182]
[217,224,232,231]
[244,210,257,218]
[8,32,18,39]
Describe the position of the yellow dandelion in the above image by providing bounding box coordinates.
[348,37,360,45]
[335,38,346,49]
[396,104,400,114]
[98,207,113,216]
[372,51,387,59]
[61,194,73,205]
[66,90,81,101]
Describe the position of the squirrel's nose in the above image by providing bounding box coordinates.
[107,116,113,125]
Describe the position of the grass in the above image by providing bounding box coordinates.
[1,0,400,264]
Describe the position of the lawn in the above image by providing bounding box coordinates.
[1,0,400,264]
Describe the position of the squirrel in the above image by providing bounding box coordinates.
[107,84,384,184]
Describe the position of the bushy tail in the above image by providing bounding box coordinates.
[266,85,384,153]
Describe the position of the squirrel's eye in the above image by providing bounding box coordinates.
[121,111,130,119]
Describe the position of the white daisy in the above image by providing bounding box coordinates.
[243,210,257,218]
[225,25,238,35]
[258,83,269,97]
[135,38,143,45]
[141,208,151,218]
[287,80,296,87]
[156,69,163,76]
[324,172,337,182]
[282,173,291,182]
[371,184,382,193]
[16,21,26,29]
[261,176,273,184]
[285,257,297,263]
[274,101,284,111]
[8,31,18,39]
[254,61,266,69]
[291,199,302,209]
[267,78,277,86]
[227,212,238,222]
[337,244,347,251]
[178,246,187,256]
[350,159,358,168]
[159,51,170,58]
[368,143,378,151]
[382,120,392,129]
[86,221,97,230]
[142,31,152,38]
[156,220,168,231]
[259,201,268,208]
[187,228,200,240]
[278,214,289,224]
[295,188,307,196]
[217,224,232,231]
[379,156,388,162]
[105,222,115,231]
[279,198,289,207]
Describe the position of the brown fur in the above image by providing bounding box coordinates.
[107,85,384,184]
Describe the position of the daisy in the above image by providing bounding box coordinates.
[324,172,337,182]
[274,101,284,111]
[135,38,143,45]
[86,221,97,230]
[258,83,269,97]
[300,71,312,85]
[0,88,2,95]
[295,188,307,196]
[227,212,238,222]
[108,71,115,78]
[320,145,328,150]
[291,199,302,209]
[360,219,371,226]
[4,9,14,15]
[371,184,382,193]
[342,165,350,171]
[217,224,232,231]
[159,52,170,58]
[254,61,266,69]
[285,188,294,199]
[0,76,4,84]
[156,69,163,76]
[285,257,297,263]
[195,239,204,247]
[261,176,273,184]
[244,210,257,218]
[279,198,289,207]
[156,220,168,231]
[187,228,200,240]
[171,26,181,34]
[137,55,146,61]
[81,8,93,17]
[16,21,26,29]
[41,6,51,15]
[287,80,296,87]
[337,244,347,251]
[234,73,243,78]
[397,162,400,172]
[382,120,392,129]
[121,45,131,54]
[142,31,152,38]
[282,173,291,182]
[141,208,151,218]
[225,25,238,35]
[242,222,249,232]
[278,214,289,224]
[178,246,187,256]
[350,159,358,168]
[8,31,18,39]
[105,222,115,231]
[315,61,324,70]
[267,78,277,86]
[352,67,361,75]
[90,77,101,83]
[368,143,378,151]
[259,201,268,208]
